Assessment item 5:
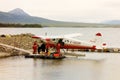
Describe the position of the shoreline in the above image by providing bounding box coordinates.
[0,52,11,58]
[0,33,37,58]
[0,33,120,58]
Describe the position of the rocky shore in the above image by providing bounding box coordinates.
[0,33,40,58]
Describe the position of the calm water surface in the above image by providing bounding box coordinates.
[0,54,120,80]
[0,28,120,80]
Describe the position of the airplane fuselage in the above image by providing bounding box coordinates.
[45,38,96,50]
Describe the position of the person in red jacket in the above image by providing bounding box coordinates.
[32,41,38,54]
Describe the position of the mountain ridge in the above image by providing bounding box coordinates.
[0,8,120,27]
[0,9,56,24]
[8,8,30,16]
[103,20,120,24]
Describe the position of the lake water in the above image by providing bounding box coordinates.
[0,28,120,80]
[0,28,120,48]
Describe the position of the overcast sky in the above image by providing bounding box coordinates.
[0,0,120,23]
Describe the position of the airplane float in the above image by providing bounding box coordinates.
[29,33,104,59]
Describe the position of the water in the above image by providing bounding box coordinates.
[0,54,120,80]
[0,28,120,47]
[0,28,120,80]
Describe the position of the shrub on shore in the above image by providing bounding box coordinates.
[0,23,43,28]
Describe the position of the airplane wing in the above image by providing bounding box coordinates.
[64,33,82,38]
[32,33,82,39]
[32,35,62,39]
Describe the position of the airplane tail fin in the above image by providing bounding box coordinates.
[90,32,106,49]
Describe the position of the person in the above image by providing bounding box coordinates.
[38,41,42,54]
[38,41,46,54]
[38,44,41,54]
[32,41,38,54]
[41,42,46,52]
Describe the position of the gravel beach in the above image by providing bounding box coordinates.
[0,33,40,58]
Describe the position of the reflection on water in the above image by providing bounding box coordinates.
[0,54,106,80]
[0,53,120,80]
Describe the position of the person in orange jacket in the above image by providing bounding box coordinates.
[32,41,38,54]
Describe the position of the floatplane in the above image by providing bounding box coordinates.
[25,33,104,59]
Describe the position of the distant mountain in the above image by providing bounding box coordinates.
[0,9,84,27]
[103,20,120,24]
[0,8,120,27]
[0,8,56,25]
[8,8,30,16]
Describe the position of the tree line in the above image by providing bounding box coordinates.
[0,23,43,28]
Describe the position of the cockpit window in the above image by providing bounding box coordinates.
[52,39,55,41]
[58,39,63,43]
